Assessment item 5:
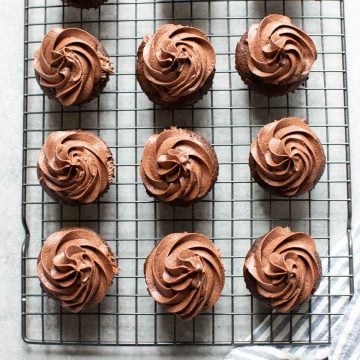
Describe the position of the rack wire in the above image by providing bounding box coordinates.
[22,0,352,346]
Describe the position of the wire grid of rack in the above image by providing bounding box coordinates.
[22,0,352,346]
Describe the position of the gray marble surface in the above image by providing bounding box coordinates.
[0,0,359,359]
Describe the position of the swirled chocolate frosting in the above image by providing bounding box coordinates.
[140,127,218,206]
[249,117,325,197]
[136,24,216,107]
[37,228,118,313]
[34,28,113,106]
[37,131,114,205]
[235,14,317,96]
[244,227,321,313]
[63,0,107,9]
[144,233,225,320]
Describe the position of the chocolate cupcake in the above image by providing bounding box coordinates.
[235,14,317,96]
[34,28,113,106]
[136,24,216,107]
[249,117,326,197]
[244,227,322,313]
[144,232,225,320]
[140,127,218,206]
[62,0,107,9]
[37,228,118,313]
[37,131,114,205]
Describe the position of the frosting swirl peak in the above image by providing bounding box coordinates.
[37,228,118,313]
[235,14,317,96]
[136,24,216,107]
[34,28,113,106]
[140,127,218,206]
[247,14,317,86]
[249,117,326,197]
[244,227,322,313]
[144,233,225,320]
[37,131,114,205]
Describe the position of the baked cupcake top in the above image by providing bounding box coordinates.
[144,232,225,320]
[136,24,216,107]
[140,127,218,206]
[34,28,113,106]
[244,14,317,88]
[37,131,114,205]
[244,227,321,313]
[37,228,118,313]
[249,117,326,197]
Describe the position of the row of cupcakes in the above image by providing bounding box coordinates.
[37,118,325,206]
[34,14,317,107]
[38,226,321,318]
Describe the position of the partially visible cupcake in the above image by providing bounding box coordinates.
[62,0,107,9]
[140,127,218,206]
[37,131,114,205]
[37,228,118,313]
[136,24,216,107]
[243,227,322,313]
[144,232,225,320]
[235,14,317,96]
[249,117,326,197]
[34,28,113,106]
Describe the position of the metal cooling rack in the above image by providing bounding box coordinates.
[22,0,353,346]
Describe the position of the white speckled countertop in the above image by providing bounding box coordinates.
[0,0,359,359]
